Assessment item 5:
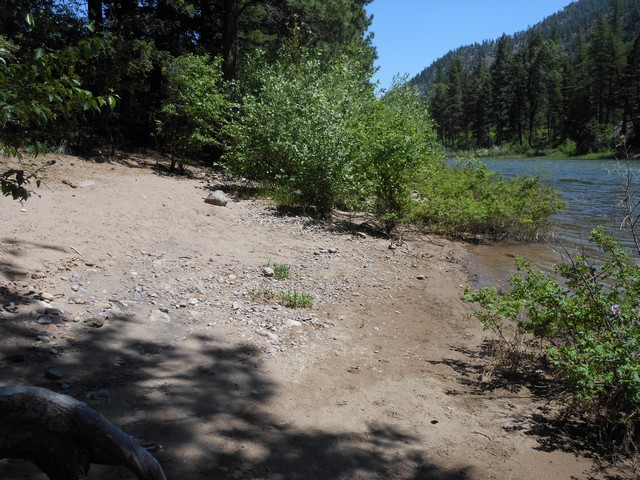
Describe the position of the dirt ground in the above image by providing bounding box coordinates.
[0,155,634,480]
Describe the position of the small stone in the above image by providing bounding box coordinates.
[417,274,427,280]
[204,190,230,207]
[86,389,111,401]
[150,309,171,323]
[45,307,63,316]
[45,368,64,380]
[284,319,302,328]
[38,315,53,324]
[258,330,279,342]
[188,298,198,306]
[262,267,275,277]
[40,292,55,302]
[86,317,104,328]
[355,232,367,239]
[84,260,96,267]
[328,248,338,254]
[232,302,241,311]
[38,335,51,343]
[71,284,81,292]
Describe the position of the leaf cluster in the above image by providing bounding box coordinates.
[464,226,640,453]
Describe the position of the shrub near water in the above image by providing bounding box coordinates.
[464,226,640,453]
[412,159,564,241]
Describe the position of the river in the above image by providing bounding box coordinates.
[466,157,640,287]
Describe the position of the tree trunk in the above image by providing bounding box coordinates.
[87,0,103,28]
[222,0,240,81]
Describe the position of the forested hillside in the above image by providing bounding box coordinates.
[410,0,640,154]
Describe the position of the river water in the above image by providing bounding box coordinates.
[467,157,640,287]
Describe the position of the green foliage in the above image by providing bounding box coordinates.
[273,263,291,280]
[412,159,564,240]
[225,47,372,217]
[356,81,440,233]
[464,226,640,452]
[1,21,116,201]
[415,0,640,154]
[155,54,232,171]
[279,289,313,309]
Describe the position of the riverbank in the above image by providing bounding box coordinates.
[0,155,633,479]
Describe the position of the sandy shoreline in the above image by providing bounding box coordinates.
[0,155,631,479]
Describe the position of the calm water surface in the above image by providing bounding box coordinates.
[468,157,639,287]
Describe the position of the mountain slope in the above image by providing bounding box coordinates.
[410,0,640,95]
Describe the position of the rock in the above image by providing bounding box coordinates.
[38,315,53,324]
[38,336,51,343]
[150,309,171,323]
[45,307,63,316]
[40,292,55,302]
[232,302,241,311]
[355,232,367,239]
[262,267,275,277]
[204,190,230,207]
[258,330,279,342]
[45,367,64,380]
[417,274,427,280]
[71,284,81,292]
[284,319,302,328]
[86,317,105,328]
[85,389,111,401]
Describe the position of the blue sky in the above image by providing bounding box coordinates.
[366,0,576,89]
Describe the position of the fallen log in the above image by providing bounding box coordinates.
[0,386,166,480]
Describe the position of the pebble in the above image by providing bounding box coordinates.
[204,190,230,206]
[85,389,111,401]
[71,284,81,292]
[86,317,104,328]
[45,368,64,380]
[38,335,51,343]
[285,319,302,328]
[262,267,275,277]
[38,315,53,324]
[150,309,171,323]
[40,292,55,302]
[417,274,427,280]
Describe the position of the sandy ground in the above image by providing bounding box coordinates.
[0,155,633,480]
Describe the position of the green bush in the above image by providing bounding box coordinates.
[355,81,440,233]
[155,54,232,171]
[412,159,564,241]
[225,48,370,217]
[464,226,640,453]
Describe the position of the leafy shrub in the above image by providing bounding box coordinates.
[155,54,232,171]
[464,226,640,453]
[355,81,440,233]
[225,48,370,217]
[412,159,564,241]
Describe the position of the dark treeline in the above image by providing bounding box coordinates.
[0,0,374,156]
[418,0,640,155]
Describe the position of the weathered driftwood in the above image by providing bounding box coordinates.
[0,386,166,480]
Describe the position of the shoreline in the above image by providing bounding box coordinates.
[0,155,630,479]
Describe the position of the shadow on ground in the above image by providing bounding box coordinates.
[0,282,473,480]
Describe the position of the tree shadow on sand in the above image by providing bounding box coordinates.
[0,282,474,480]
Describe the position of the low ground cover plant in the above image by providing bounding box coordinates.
[464,226,640,454]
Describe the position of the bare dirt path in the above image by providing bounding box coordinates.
[0,156,629,479]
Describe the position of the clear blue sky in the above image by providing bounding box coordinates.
[366,0,576,89]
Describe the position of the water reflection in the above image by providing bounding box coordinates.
[467,157,640,287]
